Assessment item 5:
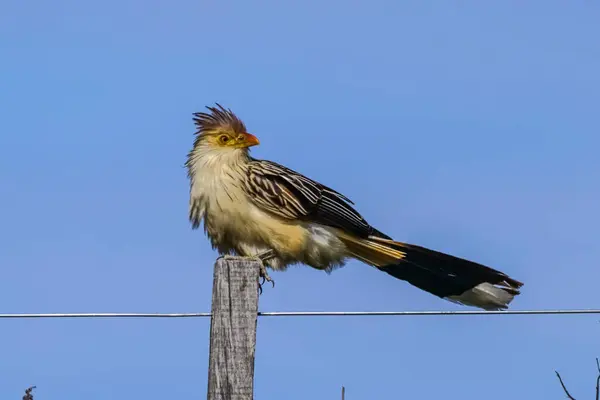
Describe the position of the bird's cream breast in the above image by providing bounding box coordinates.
[195,163,307,256]
[206,188,307,256]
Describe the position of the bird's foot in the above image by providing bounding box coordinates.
[258,263,275,295]
[254,250,276,295]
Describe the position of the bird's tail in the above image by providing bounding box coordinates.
[337,232,523,310]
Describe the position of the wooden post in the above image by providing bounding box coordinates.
[207,258,260,400]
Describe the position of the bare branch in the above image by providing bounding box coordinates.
[595,358,600,400]
[555,371,577,400]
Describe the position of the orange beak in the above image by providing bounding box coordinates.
[243,133,260,147]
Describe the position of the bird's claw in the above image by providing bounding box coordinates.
[258,263,275,295]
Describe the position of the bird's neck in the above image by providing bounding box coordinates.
[187,144,251,185]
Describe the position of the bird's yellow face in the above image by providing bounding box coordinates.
[205,130,260,149]
[191,104,259,151]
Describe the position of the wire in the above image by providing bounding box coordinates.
[260,309,600,316]
[1,309,600,319]
[0,313,209,318]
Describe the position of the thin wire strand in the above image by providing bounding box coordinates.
[0,313,210,319]
[1,309,600,319]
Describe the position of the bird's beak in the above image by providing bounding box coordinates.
[243,133,260,147]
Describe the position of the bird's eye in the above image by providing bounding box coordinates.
[219,135,230,143]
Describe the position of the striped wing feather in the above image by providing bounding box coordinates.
[244,160,383,238]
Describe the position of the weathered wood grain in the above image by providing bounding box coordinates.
[207,258,260,400]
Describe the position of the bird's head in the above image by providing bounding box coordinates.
[191,103,259,150]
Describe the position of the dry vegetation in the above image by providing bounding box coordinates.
[22,386,35,400]
[555,358,600,400]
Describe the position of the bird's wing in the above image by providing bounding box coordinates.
[244,160,388,238]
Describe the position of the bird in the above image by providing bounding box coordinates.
[185,103,524,310]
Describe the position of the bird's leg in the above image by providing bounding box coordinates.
[254,250,276,294]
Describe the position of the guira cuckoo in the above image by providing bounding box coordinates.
[185,104,523,310]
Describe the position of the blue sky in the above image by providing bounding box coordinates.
[1,1,599,398]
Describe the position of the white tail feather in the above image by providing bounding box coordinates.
[446,282,516,310]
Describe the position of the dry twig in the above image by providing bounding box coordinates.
[556,371,577,400]
[595,358,599,400]
[555,358,600,399]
